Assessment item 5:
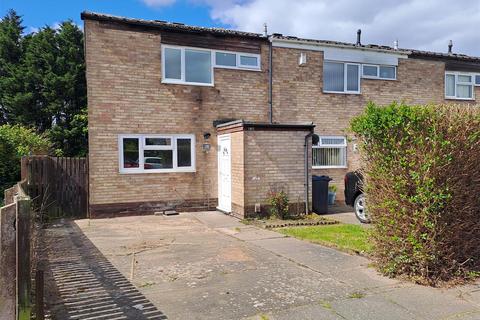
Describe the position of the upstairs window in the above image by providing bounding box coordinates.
[323,61,360,94]
[162,46,213,86]
[445,72,474,100]
[475,75,480,86]
[214,50,261,70]
[312,136,347,168]
[119,134,195,173]
[362,64,396,80]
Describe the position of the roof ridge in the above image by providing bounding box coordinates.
[81,11,264,39]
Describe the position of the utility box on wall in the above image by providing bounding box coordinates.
[216,120,315,218]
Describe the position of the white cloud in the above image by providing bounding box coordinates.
[141,0,177,8]
[201,0,480,56]
[26,26,39,34]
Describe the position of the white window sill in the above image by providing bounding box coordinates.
[119,168,196,174]
[162,80,214,87]
[323,90,361,95]
[312,166,348,169]
[445,96,475,101]
[362,76,397,81]
[215,65,262,72]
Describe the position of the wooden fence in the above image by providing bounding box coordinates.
[0,156,88,319]
[0,183,41,320]
[21,156,88,220]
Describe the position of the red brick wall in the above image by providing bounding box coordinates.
[85,20,270,212]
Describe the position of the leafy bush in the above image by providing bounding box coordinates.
[267,189,290,219]
[0,125,50,201]
[351,102,480,285]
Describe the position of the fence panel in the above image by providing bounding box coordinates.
[22,156,88,219]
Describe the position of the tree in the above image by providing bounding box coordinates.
[0,10,87,156]
[0,9,24,123]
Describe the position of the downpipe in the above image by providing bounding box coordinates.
[304,131,313,214]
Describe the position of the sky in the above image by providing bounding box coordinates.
[2,0,480,56]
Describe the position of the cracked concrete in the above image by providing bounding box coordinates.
[45,211,480,320]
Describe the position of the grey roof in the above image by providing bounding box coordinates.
[81,11,480,63]
[81,11,264,39]
[272,34,480,63]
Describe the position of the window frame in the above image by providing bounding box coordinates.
[475,74,480,86]
[162,45,215,87]
[312,136,347,169]
[362,64,379,78]
[445,72,475,100]
[362,64,397,80]
[118,134,196,174]
[214,49,261,71]
[323,61,361,94]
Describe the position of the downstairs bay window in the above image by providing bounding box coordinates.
[119,134,195,173]
[312,136,347,169]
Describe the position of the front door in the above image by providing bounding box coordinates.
[217,134,232,213]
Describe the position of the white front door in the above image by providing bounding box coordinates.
[217,134,232,213]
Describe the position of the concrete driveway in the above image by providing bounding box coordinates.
[43,211,480,320]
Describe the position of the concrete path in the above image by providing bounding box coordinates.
[44,212,480,320]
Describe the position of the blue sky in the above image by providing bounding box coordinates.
[0,0,225,33]
[1,0,480,56]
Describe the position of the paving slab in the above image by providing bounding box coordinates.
[42,211,480,320]
[331,294,420,320]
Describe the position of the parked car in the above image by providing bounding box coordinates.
[344,171,369,223]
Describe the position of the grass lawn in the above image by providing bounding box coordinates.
[278,224,372,254]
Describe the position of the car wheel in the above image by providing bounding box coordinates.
[354,194,370,223]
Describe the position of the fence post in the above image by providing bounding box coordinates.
[16,199,31,320]
[20,157,28,181]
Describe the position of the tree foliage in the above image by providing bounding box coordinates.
[351,102,480,285]
[0,124,50,200]
[0,10,87,156]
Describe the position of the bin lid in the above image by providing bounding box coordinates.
[312,175,332,181]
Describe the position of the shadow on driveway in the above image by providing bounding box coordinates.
[43,220,168,320]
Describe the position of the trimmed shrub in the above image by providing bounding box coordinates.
[351,102,480,285]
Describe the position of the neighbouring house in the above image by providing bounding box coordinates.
[82,11,480,218]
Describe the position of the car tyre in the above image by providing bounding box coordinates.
[354,193,370,223]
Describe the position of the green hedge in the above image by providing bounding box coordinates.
[0,125,50,203]
[351,102,480,285]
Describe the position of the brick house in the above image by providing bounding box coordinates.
[82,12,480,218]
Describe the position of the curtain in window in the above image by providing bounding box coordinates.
[324,62,344,92]
[346,64,359,91]
[457,84,472,98]
[313,147,346,167]
[445,74,455,96]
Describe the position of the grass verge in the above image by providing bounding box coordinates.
[278,224,371,254]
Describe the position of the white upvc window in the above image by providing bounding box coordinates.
[475,74,480,86]
[162,45,214,86]
[312,136,347,169]
[445,72,475,100]
[118,134,196,173]
[362,64,396,80]
[214,49,261,70]
[323,61,360,94]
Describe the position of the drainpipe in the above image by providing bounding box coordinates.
[304,130,313,214]
[268,37,273,123]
